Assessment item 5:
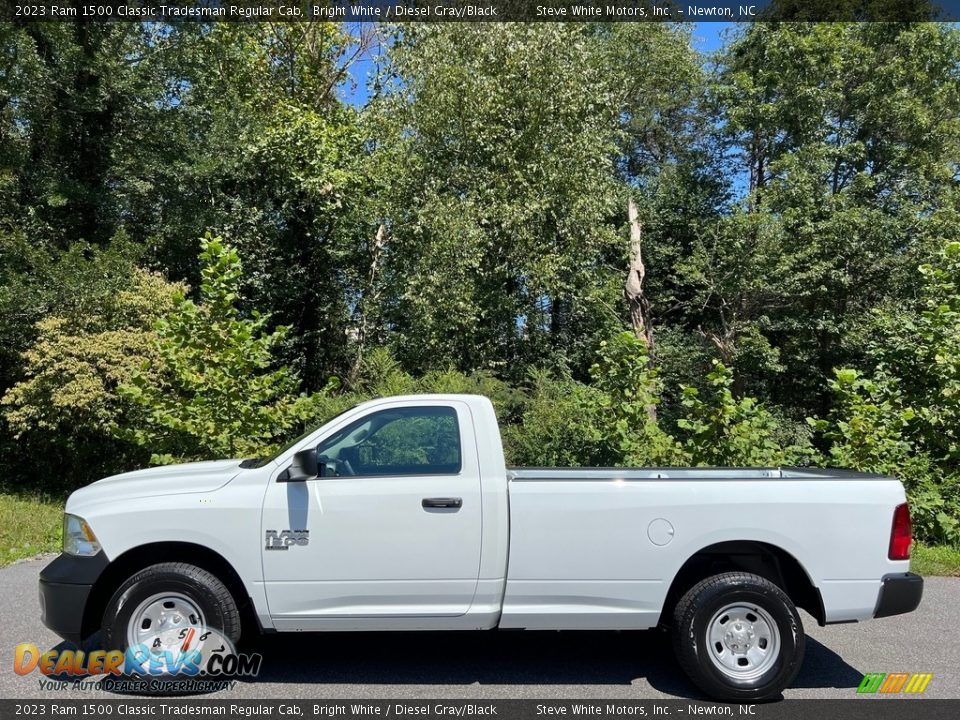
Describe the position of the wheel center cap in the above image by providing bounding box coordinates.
[724,623,755,652]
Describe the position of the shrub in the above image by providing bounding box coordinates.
[813,241,960,543]
[506,333,687,467]
[589,333,689,466]
[679,361,815,467]
[813,367,960,543]
[504,371,616,467]
[1,269,184,485]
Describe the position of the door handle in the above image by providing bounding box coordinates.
[422,497,462,509]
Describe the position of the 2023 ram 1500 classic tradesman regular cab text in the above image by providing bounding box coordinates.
[41,394,923,700]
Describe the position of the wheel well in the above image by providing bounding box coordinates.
[83,542,255,641]
[660,541,825,627]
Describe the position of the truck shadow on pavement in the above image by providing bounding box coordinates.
[41,626,862,700]
[233,628,863,699]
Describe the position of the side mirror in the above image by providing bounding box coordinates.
[280,448,322,482]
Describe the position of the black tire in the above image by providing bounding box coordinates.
[672,572,805,702]
[102,562,241,668]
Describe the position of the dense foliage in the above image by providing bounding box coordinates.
[118,236,312,464]
[2,20,960,541]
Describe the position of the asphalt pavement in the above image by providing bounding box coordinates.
[2,556,958,700]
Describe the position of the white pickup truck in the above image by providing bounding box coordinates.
[41,394,922,700]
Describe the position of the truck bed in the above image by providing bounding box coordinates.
[500,464,903,630]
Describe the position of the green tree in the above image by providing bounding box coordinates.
[1,23,369,396]
[697,22,960,414]
[841,241,960,467]
[120,236,306,464]
[0,23,172,398]
[147,23,369,388]
[814,241,960,542]
[368,24,702,378]
[875,241,960,462]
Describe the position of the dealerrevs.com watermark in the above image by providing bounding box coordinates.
[13,626,262,694]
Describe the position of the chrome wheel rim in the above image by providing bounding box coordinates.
[127,592,206,655]
[705,603,781,681]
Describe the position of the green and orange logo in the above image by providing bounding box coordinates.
[857,672,932,694]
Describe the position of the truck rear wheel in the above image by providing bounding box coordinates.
[102,562,241,676]
[672,572,805,701]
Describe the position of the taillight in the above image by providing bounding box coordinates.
[889,503,912,560]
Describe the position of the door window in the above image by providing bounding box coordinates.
[315,406,462,476]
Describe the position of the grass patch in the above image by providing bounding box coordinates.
[912,542,960,577]
[0,491,64,567]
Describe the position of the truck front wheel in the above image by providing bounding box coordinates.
[672,572,805,701]
[101,562,241,670]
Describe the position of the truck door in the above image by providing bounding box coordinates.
[260,400,482,624]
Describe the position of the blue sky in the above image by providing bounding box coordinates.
[344,22,736,107]
[695,21,735,52]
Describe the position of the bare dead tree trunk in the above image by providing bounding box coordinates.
[624,197,657,420]
[351,223,388,382]
[625,198,655,358]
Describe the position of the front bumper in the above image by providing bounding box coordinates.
[874,572,923,618]
[38,552,109,644]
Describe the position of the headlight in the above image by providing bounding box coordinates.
[63,514,101,556]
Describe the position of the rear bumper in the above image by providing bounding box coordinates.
[38,552,109,644]
[874,572,923,618]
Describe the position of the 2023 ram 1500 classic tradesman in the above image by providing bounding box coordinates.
[40,394,922,700]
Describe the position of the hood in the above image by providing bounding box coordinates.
[66,459,245,514]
